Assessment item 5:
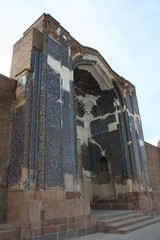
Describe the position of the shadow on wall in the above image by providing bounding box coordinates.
[0,192,7,223]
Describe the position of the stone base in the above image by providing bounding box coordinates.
[0,224,20,240]
[6,190,96,240]
[92,191,159,213]
[118,192,159,214]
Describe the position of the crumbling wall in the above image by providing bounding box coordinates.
[74,67,129,201]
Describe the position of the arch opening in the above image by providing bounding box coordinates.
[74,58,128,203]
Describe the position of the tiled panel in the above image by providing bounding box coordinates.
[48,36,60,61]
[131,89,140,115]
[129,116,143,183]
[62,82,77,181]
[62,90,71,178]
[22,81,32,169]
[39,34,48,189]
[46,65,62,188]
[125,91,133,114]
[130,89,151,185]
[118,112,132,179]
[117,125,127,180]
[60,36,71,69]
[69,81,78,180]
[30,52,41,182]
[8,107,23,186]
[134,109,151,185]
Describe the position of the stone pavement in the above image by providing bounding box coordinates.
[70,222,160,240]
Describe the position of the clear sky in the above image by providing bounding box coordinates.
[0,0,160,146]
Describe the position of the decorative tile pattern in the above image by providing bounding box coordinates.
[22,81,32,169]
[60,36,71,69]
[125,91,133,114]
[62,90,71,177]
[131,88,140,115]
[129,116,143,183]
[70,81,78,181]
[118,112,131,179]
[46,65,62,188]
[48,36,60,61]
[39,33,48,189]
[130,89,151,186]
[8,107,23,186]
[30,52,41,182]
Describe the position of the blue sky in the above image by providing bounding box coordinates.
[0,0,160,146]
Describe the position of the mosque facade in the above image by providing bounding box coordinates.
[0,13,160,239]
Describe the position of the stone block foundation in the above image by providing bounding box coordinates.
[6,191,97,240]
[118,192,158,214]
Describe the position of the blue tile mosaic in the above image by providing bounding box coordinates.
[129,116,143,183]
[62,85,77,182]
[131,89,140,115]
[8,107,23,186]
[22,81,32,169]
[125,88,151,184]
[118,112,131,179]
[62,90,71,179]
[39,33,48,189]
[46,64,62,188]
[130,89,151,186]
[30,52,41,182]
[125,91,133,114]
[69,81,78,181]
[60,36,71,69]
[48,36,60,61]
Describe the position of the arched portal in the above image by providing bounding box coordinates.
[73,55,132,203]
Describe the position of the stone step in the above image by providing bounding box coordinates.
[92,202,135,210]
[104,215,153,229]
[97,212,160,234]
[98,214,152,233]
[91,210,138,220]
[96,198,127,203]
[116,216,160,234]
[98,212,144,223]
[0,224,20,240]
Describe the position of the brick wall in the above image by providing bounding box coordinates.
[0,74,16,222]
[145,142,160,212]
[0,74,16,189]
[7,191,96,240]
[10,28,42,79]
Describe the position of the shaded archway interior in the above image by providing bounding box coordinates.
[74,66,127,202]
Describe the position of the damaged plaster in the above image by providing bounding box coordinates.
[47,55,73,92]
